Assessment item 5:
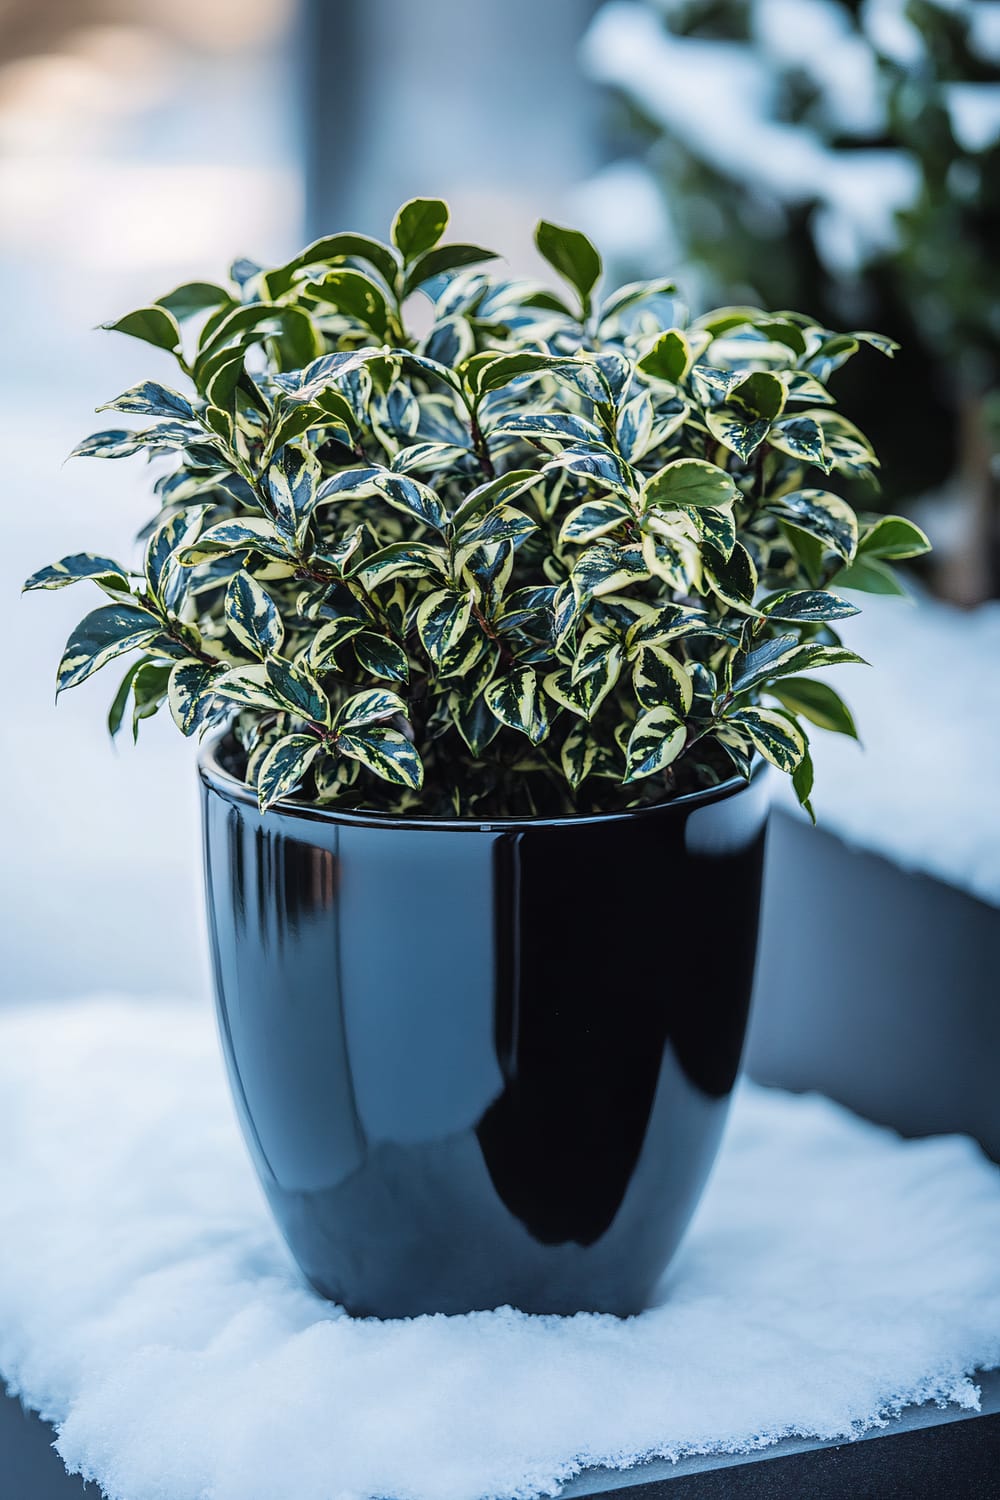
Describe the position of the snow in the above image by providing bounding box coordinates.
[582,2,919,273]
[752,0,884,137]
[945,84,1000,155]
[1,996,999,1500]
[775,590,1000,909]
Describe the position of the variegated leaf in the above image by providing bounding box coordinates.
[760,589,859,623]
[632,647,693,714]
[450,469,539,529]
[571,542,648,602]
[623,708,686,783]
[255,734,322,811]
[179,518,290,564]
[336,726,423,788]
[767,417,831,472]
[24,554,130,597]
[485,668,548,743]
[727,706,806,773]
[731,637,867,697]
[307,615,367,668]
[57,604,163,694]
[558,498,631,546]
[98,382,194,420]
[168,658,220,736]
[416,589,474,665]
[767,489,858,562]
[268,443,322,544]
[561,720,598,790]
[335,688,408,731]
[225,572,283,657]
[704,541,758,611]
[705,409,770,462]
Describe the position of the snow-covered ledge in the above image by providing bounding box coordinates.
[774,590,1000,909]
[1,999,999,1500]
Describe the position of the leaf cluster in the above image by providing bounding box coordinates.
[26,200,929,817]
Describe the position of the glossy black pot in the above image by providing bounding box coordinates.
[200,736,770,1317]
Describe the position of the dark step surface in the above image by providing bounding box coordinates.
[2,1372,998,1500]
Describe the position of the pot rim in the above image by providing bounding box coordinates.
[198,728,766,833]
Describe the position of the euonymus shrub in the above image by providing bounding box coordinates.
[26,200,929,817]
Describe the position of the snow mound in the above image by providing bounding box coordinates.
[1,997,998,1500]
[776,591,1000,908]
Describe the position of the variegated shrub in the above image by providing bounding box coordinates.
[26,200,929,817]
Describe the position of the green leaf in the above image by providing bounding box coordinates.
[403,243,499,296]
[485,667,548,743]
[336,726,423,788]
[129,660,172,740]
[354,633,410,682]
[309,269,394,340]
[793,746,816,823]
[255,734,321,811]
[416,589,474,664]
[335,688,408,731]
[107,659,147,738]
[102,305,181,353]
[225,572,283,657]
[766,677,858,738]
[623,707,685,782]
[830,557,909,596]
[156,281,233,320]
[643,458,739,511]
[392,197,449,261]
[767,489,858,562]
[759,589,860,623]
[534,220,602,315]
[729,370,786,421]
[57,604,163,693]
[637,329,691,384]
[24,553,130,596]
[858,515,931,560]
[269,233,399,297]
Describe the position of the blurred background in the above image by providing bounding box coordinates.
[2,0,998,1075]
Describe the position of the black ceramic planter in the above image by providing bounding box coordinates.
[200,736,770,1318]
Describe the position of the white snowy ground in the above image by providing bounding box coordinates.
[777,590,1000,910]
[1,997,998,1500]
